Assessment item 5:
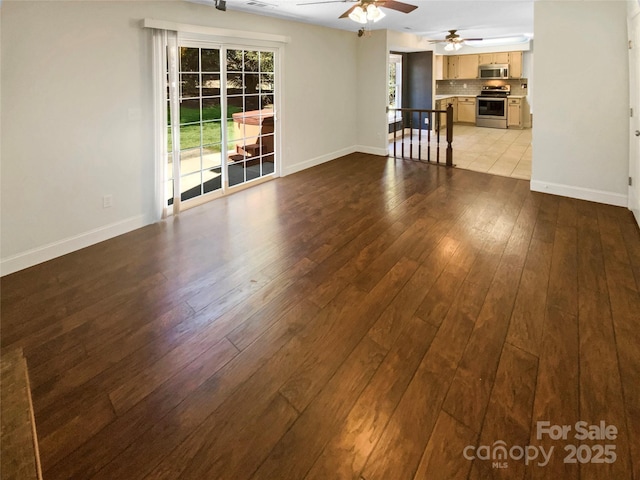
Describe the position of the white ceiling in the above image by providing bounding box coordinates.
[191,0,534,43]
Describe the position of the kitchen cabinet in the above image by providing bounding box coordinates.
[446,56,458,79]
[458,54,479,79]
[435,55,445,80]
[434,97,459,130]
[457,96,476,123]
[508,51,523,79]
[507,98,522,127]
[444,51,523,79]
[479,52,510,65]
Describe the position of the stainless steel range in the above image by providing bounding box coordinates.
[476,85,510,129]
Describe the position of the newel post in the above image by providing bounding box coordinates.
[446,104,453,167]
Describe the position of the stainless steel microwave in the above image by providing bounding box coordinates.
[478,64,509,79]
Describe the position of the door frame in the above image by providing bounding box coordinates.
[629,5,640,227]
[151,25,284,219]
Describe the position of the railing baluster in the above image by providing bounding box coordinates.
[387,107,453,167]
[418,111,422,162]
[427,111,431,163]
[409,112,413,160]
[393,113,397,159]
[446,104,453,167]
[401,112,405,159]
[436,109,441,164]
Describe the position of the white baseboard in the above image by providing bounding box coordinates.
[281,146,357,176]
[353,145,390,157]
[1,215,151,276]
[3,146,392,276]
[530,180,628,207]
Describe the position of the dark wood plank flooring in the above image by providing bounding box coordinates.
[2,152,640,480]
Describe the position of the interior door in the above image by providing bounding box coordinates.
[630,9,640,226]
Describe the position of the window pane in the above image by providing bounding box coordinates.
[180,148,201,174]
[180,47,199,72]
[226,50,243,72]
[203,168,222,193]
[228,117,245,143]
[203,144,222,169]
[244,73,260,94]
[180,99,201,124]
[260,74,274,93]
[202,98,221,121]
[201,48,220,72]
[203,120,222,145]
[180,124,201,150]
[228,161,245,186]
[246,162,261,182]
[226,73,243,92]
[180,172,202,201]
[261,95,274,109]
[259,51,274,72]
[180,73,200,98]
[245,95,260,112]
[201,74,220,97]
[244,51,260,72]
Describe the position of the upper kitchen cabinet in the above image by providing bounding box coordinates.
[444,54,478,79]
[458,55,479,79]
[478,52,510,65]
[508,51,523,79]
[441,51,524,80]
[447,56,458,79]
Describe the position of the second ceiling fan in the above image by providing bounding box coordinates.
[298,0,418,23]
[429,29,484,50]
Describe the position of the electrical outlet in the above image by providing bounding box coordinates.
[103,194,113,208]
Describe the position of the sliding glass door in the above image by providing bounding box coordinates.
[165,42,277,211]
[226,49,275,186]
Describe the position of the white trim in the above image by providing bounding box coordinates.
[355,146,390,157]
[142,18,291,45]
[530,180,628,207]
[281,146,357,176]
[152,30,168,221]
[0,215,151,277]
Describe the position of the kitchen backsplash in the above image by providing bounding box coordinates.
[436,79,529,96]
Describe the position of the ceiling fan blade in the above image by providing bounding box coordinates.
[339,4,358,18]
[463,38,484,41]
[378,0,418,14]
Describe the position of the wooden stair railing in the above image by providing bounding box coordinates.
[388,104,454,166]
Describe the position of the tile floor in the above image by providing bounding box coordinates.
[389,125,532,180]
[451,125,532,180]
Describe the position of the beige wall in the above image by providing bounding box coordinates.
[531,0,629,205]
[0,1,359,272]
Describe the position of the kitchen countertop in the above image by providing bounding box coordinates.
[435,94,527,100]
[434,94,477,100]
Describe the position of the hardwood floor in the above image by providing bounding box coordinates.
[2,152,639,480]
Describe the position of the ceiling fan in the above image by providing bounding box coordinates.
[297,0,418,23]
[429,29,483,51]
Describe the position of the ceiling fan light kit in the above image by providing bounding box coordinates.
[348,4,385,24]
[431,29,484,50]
[298,0,417,25]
